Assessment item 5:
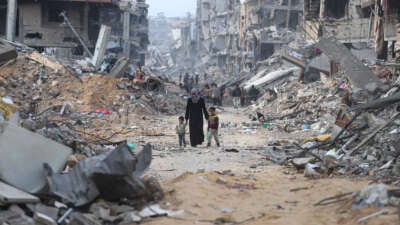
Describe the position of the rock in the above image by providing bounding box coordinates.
[216,177,227,184]
[109,204,135,215]
[197,169,205,173]
[33,204,59,225]
[69,213,102,225]
[292,157,314,169]
[34,212,57,225]
[119,212,142,224]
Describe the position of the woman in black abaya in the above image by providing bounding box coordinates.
[185,88,209,147]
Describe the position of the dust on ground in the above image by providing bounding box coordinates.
[129,107,399,225]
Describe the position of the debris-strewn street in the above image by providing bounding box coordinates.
[139,109,399,225]
[1,0,400,224]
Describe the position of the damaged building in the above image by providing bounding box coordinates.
[303,0,400,59]
[240,0,303,71]
[0,0,149,66]
[147,14,196,77]
[196,0,242,76]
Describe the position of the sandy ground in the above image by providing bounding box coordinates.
[126,107,398,225]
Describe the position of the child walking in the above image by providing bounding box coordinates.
[207,107,220,147]
[176,116,187,148]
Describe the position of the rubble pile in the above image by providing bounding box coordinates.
[0,50,185,224]
[241,38,400,182]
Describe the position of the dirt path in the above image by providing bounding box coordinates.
[127,107,398,225]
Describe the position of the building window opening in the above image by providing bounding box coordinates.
[326,0,349,19]
[47,3,64,22]
[25,32,43,39]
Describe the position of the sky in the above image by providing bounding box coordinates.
[146,0,196,17]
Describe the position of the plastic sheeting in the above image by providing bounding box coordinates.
[45,143,152,207]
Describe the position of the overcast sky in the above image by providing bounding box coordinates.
[146,0,196,17]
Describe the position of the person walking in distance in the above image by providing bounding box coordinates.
[231,84,242,109]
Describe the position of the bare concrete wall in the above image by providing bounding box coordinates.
[304,0,399,42]
[19,2,85,47]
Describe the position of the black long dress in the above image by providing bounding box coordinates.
[185,97,209,147]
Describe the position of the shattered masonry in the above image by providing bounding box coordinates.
[195,0,242,75]
[194,0,303,75]
[303,0,399,46]
[0,0,149,66]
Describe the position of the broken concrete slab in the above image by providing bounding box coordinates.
[0,209,35,225]
[92,25,112,68]
[69,213,102,225]
[317,37,383,93]
[292,157,315,169]
[120,211,142,224]
[34,212,57,225]
[243,67,299,89]
[0,181,39,204]
[109,57,129,77]
[34,204,59,222]
[0,122,72,193]
[0,41,17,64]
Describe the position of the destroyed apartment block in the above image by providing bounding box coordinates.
[196,0,242,75]
[147,15,197,76]
[0,0,149,67]
[317,36,384,93]
[303,0,400,59]
[240,0,303,71]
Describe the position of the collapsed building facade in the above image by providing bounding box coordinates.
[241,0,303,71]
[0,0,149,66]
[303,0,400,59]
[147,14,196,77]
[196,0,242,76]
[195,0,303,75]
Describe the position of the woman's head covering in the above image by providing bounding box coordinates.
[191,88,200,103]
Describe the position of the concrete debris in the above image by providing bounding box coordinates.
[0,122,72,193]
[353,184,389,209]
[110,57,130,77]
[0,0,399,224]
[0,209,35,225]
[0,181,39,204]
[0,40,17,65]
[92,25,112,68]
[317,37,383,93]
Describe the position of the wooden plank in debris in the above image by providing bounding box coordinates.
[317,37,383,92]
[27,52,65,72]
[0,181,39,204]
